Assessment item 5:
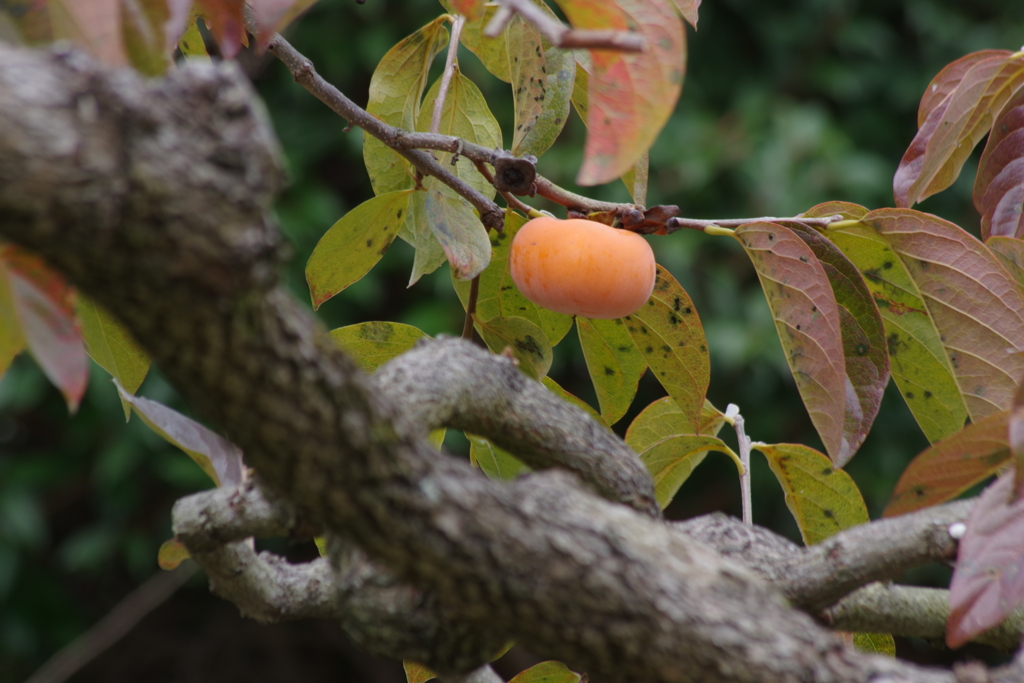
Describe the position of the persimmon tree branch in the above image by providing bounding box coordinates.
[4,44,1024,683]
[487,0,646,52]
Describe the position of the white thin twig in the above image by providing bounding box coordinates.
[430,14,466,136]
[725,404,752,525]
[487,0,645,52]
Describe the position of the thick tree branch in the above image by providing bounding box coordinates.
[3,45,1023,683]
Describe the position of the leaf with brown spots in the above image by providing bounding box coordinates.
[895,53,1024,207]
[507,13,574,159]
[453,212,573,346]
[883,410,1009,517]
[825,221,967,443]
[784,223,890,467]
[577,317,647,426]
[474,315,552,380]
[862,209,1024,422]
[306,191,412,309]
[987,236,1024,289]
[623,266,709,433]
[974,84,1024,239]
[1,245,88,413]
[735,223,846,463]
[756,443,869,546]
[947,472,1024,648]
[329,322,428,373]
[556,0,686,185]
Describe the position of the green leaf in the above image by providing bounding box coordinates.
[577,317,647,426]
[884,410,1010,517]
[75,294,151,421]
[452,211,573,346]
[987,236,1024,289]
[755,443,869,546]
[403,660,436,683]
[474,315,552,380]
[122,0,170,76]
[115,383,245,487]
[623,265,709,433]
[639,435,738,510]
[556,0,685,185]
[468,433,529,481]
[421,188,492,282]
[542,376,605,427]
[508,661,581,683]
[825,222,967,443]
[0,259,25,381]
[176,7,209,59]
[735,223,847,462]
[306,191,411,308]
[407,190,449,285]
[784,223,890,466]
[329,322,428,373]
[626,397,727,452]
[157,538,190,571]
[507,14,574,159]
[853,632,896,657]
[448,2,510,82]
[861,209,1024,422]
[416,66,502,199]
[363,17,449,195]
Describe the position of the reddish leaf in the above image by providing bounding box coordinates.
[196,0,245,59]
[158,538,190,570]
[116,383,245,487]
[0,246,87,413]
[917,50,1013,127]
[863,209,1024,421]
[883,410,1009,518]
[734,223,847,462]
[987,236,1024,289]
[0,0,54,44]
[671,0,700,30]
[895,54,1024,207]
[1013,398,1024,499]
[947,472,1024,648]
[802,201,869,221]
[785,223,890,466]
[49,0,127,66]
[556,0,685,186]
[449,0,484,20]
[975,85,1024,239]
[249,0,319,45]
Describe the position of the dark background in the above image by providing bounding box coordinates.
[3,0,1024,680]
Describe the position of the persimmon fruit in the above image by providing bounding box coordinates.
[509,217,657,319]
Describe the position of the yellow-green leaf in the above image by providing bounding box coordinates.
[625,397,727,452]
[468,433,529,481]
[639,435,739,510]
[0,259,25,381]
[624,265,709,433]
[306,191,411,309]
[157,538,190,571]
[329,322,427,373]
[76,294,151,421]
[577,317,647,426]
[363,17,448,195]
[403,660,437,683]
[825,222,967,443]
[542,376,605,427]
[421,188,492,281]
[448,2,510,82]
[176,6,208,59]
[755,443,869,546]
[621,152,649,206]
[122,0,170,76]
[474,315,552,380]
[407,190,449,285]
[853,632,896,656]
[452,211,573,346]
[508,661,581,683]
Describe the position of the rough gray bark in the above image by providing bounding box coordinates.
[1,44,1021,683]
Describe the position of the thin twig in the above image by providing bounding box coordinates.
[430,15,465,136]
[488,0,645,52]
[26,564,197,683]
[534,176,634,214]
[668,215,846,233]
[725,404,752,525]
[462,275,480,340]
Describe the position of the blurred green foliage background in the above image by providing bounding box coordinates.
[2,0,1024,680]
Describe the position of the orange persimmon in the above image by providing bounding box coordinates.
[509,217,657,319]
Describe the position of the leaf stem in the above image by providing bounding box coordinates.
[725,404,753,525]
[703,225,735,237]
[430,14,465,136]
